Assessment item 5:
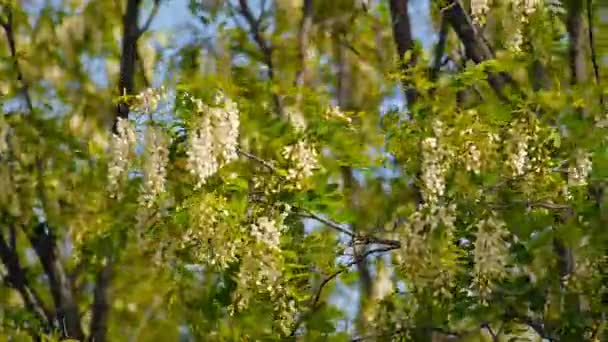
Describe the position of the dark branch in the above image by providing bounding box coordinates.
[28,223,84,340]
[389,0,417,105]
[441,0,514,101]
[137,0,161,37]
[431,13,449,82]
[587,0,603,106]
[294,0,314,105]
[567,0,588,86]
[115,0,143,128]
[236,0,282,114]
[89,261,113,342]
[0,230,51,330]
[1,7,34,113]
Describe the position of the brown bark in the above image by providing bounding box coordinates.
[441,0,513,101]
[567,0,587,86]
[295,0,314,105]
[29,223,84,340]
[389,0,417,105]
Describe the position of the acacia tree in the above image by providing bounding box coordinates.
[0,0,606,341]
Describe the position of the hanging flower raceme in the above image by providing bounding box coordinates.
[282,140,319,185]
[420,136,450,204]
[130,87,167,113]
[471,0,491,25]
[472,215,510,302]
[398,204,459,295]
[186,94,240,188]
[568,150,592,186]
[107,117,136,198]
[507,133,529,177]
[139,126,169,207]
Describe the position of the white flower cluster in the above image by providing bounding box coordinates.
[282,141,319,185]
[139,126,169,207]
[464,141,482,174]
[471,0,491,25]
[324,105,352,124]
[250,215,284,251]
[568,150,592,186]
[508,28,524,53]
[131,87,167,113]
[421,137,450,204]
[286,106,307,132]
[182,195,240,268]
[508,135,529,177]
[187,94,240,188]
[107,117,136,198]
[0,119,8,156]
[514,0,541,16]
[472,215,509,301]
[398,204,458,292]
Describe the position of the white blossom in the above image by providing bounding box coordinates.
[286,106,307,132]
[508,27,524,53]
[471,0,491,25]
[568,150,592,186]
[473,215,509,300]
[187,114,217,188]
[324,105,352,124]
[421,137,449,204]
[139,126,169,207]
[107,117,136,198]
[250,216,284,250]
[508,137,528,177]
[282,141,319,184]
[0,120,8,156]
[514,0,541,16]
[131,87,166,113]
[464,141,482,174]
[186,94,240,188]
[211,97,240,163]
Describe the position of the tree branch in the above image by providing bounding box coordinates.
[389,0,417,105]
[567,0,588,86]
[89,260,113,342]
[28,223,84,340]
[430,13,449,83]
[115,0,143,128]
[1,6,34,113]
[137,0,161,38]
[289,245,399,337]
[0,230,51,331]
[236,0,282,114]
[441,0,514,101]
[294,0,314,105]
[587,0,603,106]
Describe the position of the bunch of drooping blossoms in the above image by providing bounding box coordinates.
[107,117,137,198]
[420,120,452,205]
[282,141,319,186]
[398,204,459,298]
[130,87,167,113]
[232,206,297,333]
[138,126,169,208]
[472,214,510,303]
[568,149,592,186]
[186,92,240,188]
[181,193,242,268]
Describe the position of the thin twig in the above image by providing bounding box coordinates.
[587,0,604,106]
[137,0,161,37]
[1,8,34,113]
[237,148,277,172]
[289,245,398,338]
[295,209,355,237]
[235,0,282,114]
